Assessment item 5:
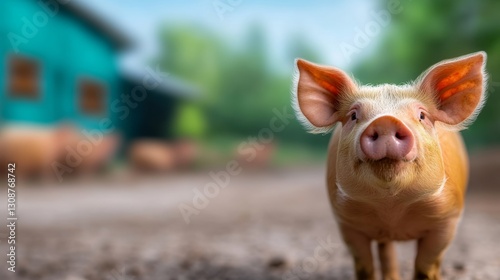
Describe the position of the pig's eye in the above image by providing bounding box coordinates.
[351,112,357,121]
[419,112,425,121]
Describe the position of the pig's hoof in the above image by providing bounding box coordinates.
[414,271,440,280]
[356,268,375,280]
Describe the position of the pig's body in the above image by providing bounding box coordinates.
[293,52,487,280]
[128,140,177,172]
[77,134,120,175]
[327,127,467,242]
[0,125,78,181]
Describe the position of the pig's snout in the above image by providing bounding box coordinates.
[360,116,416,161]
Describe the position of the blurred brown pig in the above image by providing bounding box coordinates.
[0,124,79,181]
[128,139,178,173]
[75,133,121,176]
[128,139,199,173]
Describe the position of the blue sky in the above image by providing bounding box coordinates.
[79,0,378,72]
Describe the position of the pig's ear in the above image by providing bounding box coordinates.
[293,59,357,133]
[417,52,487,129]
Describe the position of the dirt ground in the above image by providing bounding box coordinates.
[0,156,500,280]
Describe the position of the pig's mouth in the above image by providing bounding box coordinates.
[365,158,412,182]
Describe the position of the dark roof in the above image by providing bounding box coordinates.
[60,1,133,49]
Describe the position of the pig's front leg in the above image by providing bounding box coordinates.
[340,225,375,280]
[378,241,400,280]
[414,221,458,280]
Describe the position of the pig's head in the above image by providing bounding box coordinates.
[293,52,487,198]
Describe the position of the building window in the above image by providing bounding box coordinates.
[79,79,106,116]
[8,55,40,99]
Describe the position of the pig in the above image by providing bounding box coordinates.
[0,124,78,181]
[128,139,177,173]
[76,134,120,176]
[172,139,199,169]
[235,142,276,169]
[292,52,487,280]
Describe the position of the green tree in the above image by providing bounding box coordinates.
[154,20,338,159]
[353,0,500,149]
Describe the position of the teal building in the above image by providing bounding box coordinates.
[0,0,194,140]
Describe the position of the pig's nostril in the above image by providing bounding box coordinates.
[360,116,416,161]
